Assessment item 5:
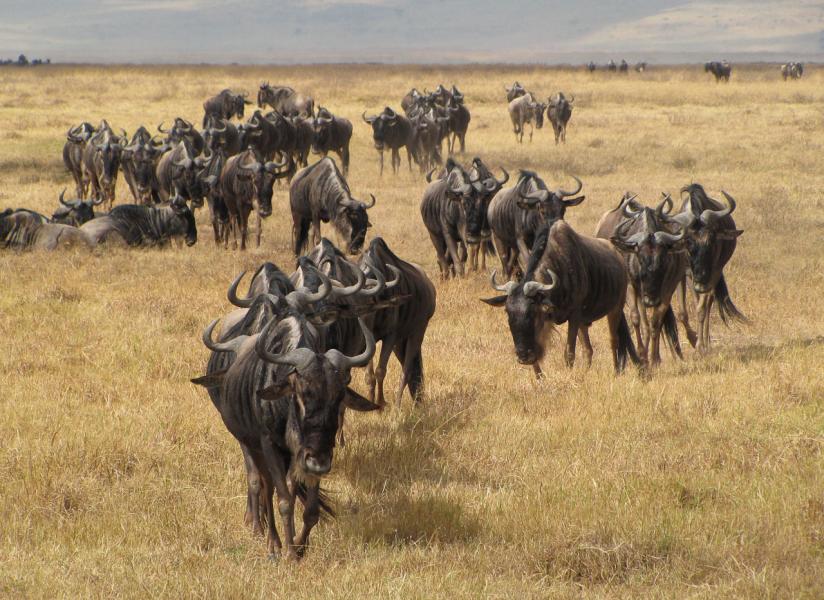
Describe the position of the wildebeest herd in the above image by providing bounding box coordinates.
[2,67,765,561]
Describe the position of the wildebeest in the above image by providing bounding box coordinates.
[51,189,102,226]
[487,171,584,278]
[505,81,527,102]
[547,92,574,144]
[465,157,508,272]
[508,93,546,143]
[1,208,92,251]
[401,88,425,114]
[63,122,95,199]
[586,62,596,73]
[82,121,128,210]
[156,141,208,207]
[311,107,352,176]
[781,62,804,80]
[219,149,290,250]
[635,62,648,73]
[607,60,617,72]
[288,115,314,168]
[669,184,746,352]
[201,148,229,245]
[239,111,281,161]
[446,93,470,154]
[203,118,242,156]
[202,89,251,127]
[619,59,629,73]
[121,126,164,205]
[158,118,205,156]
[80,197,197,247]
[290,157,374,256]
[705,61,732,82]
[482,221,640,378]
[410,110,444,172]
[362,107,417,176]
[257,83,314,118]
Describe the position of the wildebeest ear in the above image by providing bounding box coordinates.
[517,200,538,210]
[191,370,227,388]
[609,236,636,253]
[480,295,507,307]
[717,229,743,240]
[258,380,292,400]
[562,195,585,207]
[342,387,381,412]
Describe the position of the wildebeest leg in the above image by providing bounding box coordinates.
[252,452,282,556]
[675,278,698,348]
[375,334,396,407]
[256,213,263,248]
[578,327,593,368]
[427,231,451,280]
[444,234,465,278]
[259,435,297,560]
[648,304,669,366]
[459,132,466,153]
[378,149,384,177]
[516,238,531,275]
[468,244,479,272]
[341,147,350,176]
[239,211,248,251]
[626,285,646,362]
[491,234,510,278]
[241,444,264,536]
[311,218,322,248]
[564,321,579,368]
[395,330,426,406]
[696,292,714,354]
[293,482,320,556]
[528,123,534,143]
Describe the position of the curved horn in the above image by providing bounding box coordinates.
[361,111,375,124]
[556,175,583,198]
[653,227,685,245]
[324,318,375,370]
[425,167,437,183]
[58,188,70,207]
[157,122,169,134]
[656,193,673,217]
[700,191,736,225]
[213,120,227,133]
[174,156,193,169]
[523,269,558,297]
[92,196,105,206]
[357,264,386,296]
[288,266,333,306]
[202,318,248,353]
[330,267,365,298]
[496,167,509,186]
[227,270,253,308]
[364,193,376,209]
[622,198,643,219]
[264,157,290,172]
[490,270,517,294]
[255,319,316,368]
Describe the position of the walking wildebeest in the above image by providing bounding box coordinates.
[482,221,640,378]
[156,141,208,207]
[362,107,417,176]
[586,62,596,73]
[82,121,128,210]
[505,81,527,102]
[547,92,574,144]
[121,126,164,205]
[311,107,352,176]
[257,83,314,117]
[202,89,251,127]
[705,61,732,82]
[203,118,242,157]
[290,157,374,256]
[63,122,95,199]
[508,93,546,143]
[80,197,197,247]
[465,157,508,272]
[446,94,470,154]
[51,189,102,226]
[1,208,92,251]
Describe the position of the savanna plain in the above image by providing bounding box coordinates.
[0,64,823,598]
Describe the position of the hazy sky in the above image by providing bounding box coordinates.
[2,0,822,63]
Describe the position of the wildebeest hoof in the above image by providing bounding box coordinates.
[268,551,281,562]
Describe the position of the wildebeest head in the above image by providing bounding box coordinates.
[231,92,251,119]
[51,188,102,225]
[439,159,486,243]
[95,135,125,196]
[170,194,198,246]
[255,316,379,477]
[516,171,584,221]
[237,153,291,218]
[312,109,335,153]
[531,100,547,129]
[468,157,508,240]
[362,107,398,149]
[336,191,375,255]
[671,184,742,293]
[67,122,95,143]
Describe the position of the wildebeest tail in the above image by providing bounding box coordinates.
[293,219,310,256]
[294,482,336,519]
[616,312,641,372]
[662,305,683,359]
[714,274,748,325]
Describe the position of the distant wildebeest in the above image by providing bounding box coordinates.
[705,61,732,82]
[203,118,242,157]
[51,189,102,226]
[619,59,629,73]
[781,62,804,80]
[202,89,251,127]
[1,208,92,251]
[63,122,95,199]
[362,107,417,176]
[410,110,444,172]
[219,149,290,250]
[487,171,584,278]
[482,221,640,378]
[290,157,374,256]
[596,193,689,365]
[635,62,648,73]
[505,81,527,102]
[547,92,574,144]
[401,88,425,114]
[311,107,352,176]
[257,82,314,117]
[508,93,546,143]
[669,184,746,352]
[446,92,470,154]
[80,197,197,247]
[82,120,128,210]
[607,60,617,72]
[586,62,596,73]
[121,126,164,205]
[158,118,205,156]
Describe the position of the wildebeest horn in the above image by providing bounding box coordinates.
[496,168,509,186]
[556,175,583,197]
[358,265,386,296]
[362,111,377,124]
[264,157,289,172]
[255,321,317,369]
[668,210,696,229]
[119,129,129,140]
[700,191,736,225]
[202,318,249,353]
[653,227,685,245]
[316,116,333,125]
[227,271,253,307]
[324,318,376,370]
[656,193,673,216]
[425,167,438,183]
[490,270,517,294]
[213,120,227,133]
[523,270,557,298]
[157,122,169,133]
[330,267,365,298]
[384,264,401,288]
[58,188,71,207]
[521,188,550,204]
[364,194,376,209]
[622,199,643,219]
[174,156,193,169]
[92,196,105,206]
[239,161,262,173]
[289,266,333,306]
[568,95,575,103]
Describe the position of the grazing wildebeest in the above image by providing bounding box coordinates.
[705,61,732,82]
[1,208,92,251]
[203,118,242,156]
[121,126,164,204]
[482,221,640,378]
[156,141,208,207]
[505,81,527,102]
[82,122,127,210]
[63,122,95,199]
[487,171,584,278]
[219,149,290,250]
[51,189,102,226]
[257,82,314,117]
[290,157,374,256]
[158,118,205,156]
[192,309,379,560]
[619,59,629,73]
[446,94,470,154]
[669,184,746,352]
[362,107,417,176]
[311,107,352,176]
[596,193,690,365]
[547,92,574,144]
[586,62,596,73]
[80,197,197,247]
[359,236,436,406]
[202,89,251,127]
[781,62,804,80]
[508,93,546,143]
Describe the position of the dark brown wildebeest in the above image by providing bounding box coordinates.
[508,93,546,144]
[607,60,617,72]
[446,94,470,154]
[586,62,596,73]
[410,110,444,172]
[289,157,374,256]
[1,208,92,251]
[257,82,314,117]
[311,107,352,176]
[482,221,640,378]
[156,141,209,207]
[238,111,281,161]
[619,59,629,73]
[82,121,128,210]
[401,88,425,114]
[596,193,690,365]
[362,107,417,176]
[505,81,527,102]
[219,149,290,250]
[203,118,242,157]
[288,115,313,168]
[201,148,228,245]
[202,89,251,128]
[781,62,804,80]
[80,197,198,247]
[158,118,205,156]
[466,157,508,272]
[547,92,574,144]
[705,61,732,82]
[51,189,102,226]
[487,171,584,279]
[63,122,95,199]
[121,126,164,205]
[670,184,746,352]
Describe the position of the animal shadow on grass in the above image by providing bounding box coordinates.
[675,335,824,376]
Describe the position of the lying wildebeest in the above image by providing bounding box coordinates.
[82,121,128,210]
[311,107,352,176]
[202,89,251,127]
[505,81,527,102]
[705,61,732,82]
[51,189,102,226]
[80,197,197,247]
[121,126,164,205]
[482,221,640,378]
[596,193,689,365]
[487,171,584,278]
[360,236,436,406]
[219,149,290,250]
[362,107,417,176]
[781,62,804,80]
[203,118,242,157]
[192,308,379,560]
[508,93,546,143]
[158,118,205,156]
[257,82,314,117]
[669,184,746,352]
[290,157,374,256]
[1,208,92,251]
[63,122,95,199]
[547,92,573,144]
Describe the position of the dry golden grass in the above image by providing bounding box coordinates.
[1,64,823,598]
